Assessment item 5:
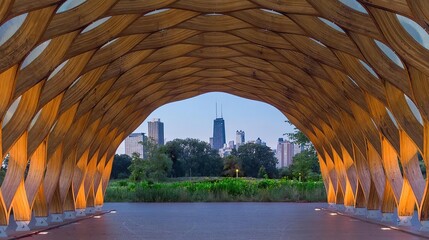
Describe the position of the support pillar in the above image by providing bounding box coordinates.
[49,214,63,223]
[64,211,76,219]
[0,226,7,237]
[381,213,396,222]
[86,207,95,214]
[367,210,380,219]
[398,215,413,226]
[35,217,48,227]
[95,205,102,212]
[16,221,30,231]
[76,208,86,217]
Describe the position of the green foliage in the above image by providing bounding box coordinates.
[283,123,321,181]
[163,138,223,177]
[289,150,320,181]
[111,154,132,179]
[105,178,326,202]
[285,120,315,153]
[257,166,268,179]
[223,155,241,177]
[237,143,278,178]
[129,140,172,181]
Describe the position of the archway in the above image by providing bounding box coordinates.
[0,0,429,233]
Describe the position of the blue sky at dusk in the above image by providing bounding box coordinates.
[116,92,295,153]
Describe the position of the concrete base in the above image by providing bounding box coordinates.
[76,208,86,217]
[35,217,49,227]
[50,214,63,223]
[16,221,30,231]
[95,205,102,211]
[345,206,354,214]
[420,221,429,231]
[398,216,413,226]
[0,226,7,237]
[335,204,345,211]
[381,213,395,222]
[64,211,76,219]
[354,208,367,216]
[86,207,95,214]
[367,210,380,219]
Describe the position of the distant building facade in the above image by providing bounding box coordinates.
[228,140,235,149]
[235,130,245,149]
[276,138,294,168]
[125,133,146,158]
[212,117,226,149]
[209,137,214,148]
[148,118,164,145]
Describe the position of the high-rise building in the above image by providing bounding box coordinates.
[228,140,235,149]
[209,137,214,148]
[236,130,245,149]
[212,117,226,149]
[276,138,294,168]
[125,133,146,158]
[148,118,164,145]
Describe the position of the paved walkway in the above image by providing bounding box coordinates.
[15,203,428,240]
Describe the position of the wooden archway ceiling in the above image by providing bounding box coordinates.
[0,0,428,229]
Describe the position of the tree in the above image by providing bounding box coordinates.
[289,150,320,181]
[164,138,223,177]
[129,139,172,181]
[111,154,132,179]
[285,122,315,153]
[258,166,268,178]
[237,143,278,178]
[284,123,321,181]
[223,155,241,177]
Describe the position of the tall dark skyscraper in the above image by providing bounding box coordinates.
[213,117,226,149]
[212,103,226,150]
[148,118,164,145]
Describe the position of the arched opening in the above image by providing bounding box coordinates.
[0,0,429,237]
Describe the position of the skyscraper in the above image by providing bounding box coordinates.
[212,117,226,149]
[125,133,146,158]
[276,138,295,168]
[236,130,245,149]
[148,118,164,145]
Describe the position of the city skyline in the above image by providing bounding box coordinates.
[116,92,295,154]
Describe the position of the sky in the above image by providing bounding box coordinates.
[116,92,296,153]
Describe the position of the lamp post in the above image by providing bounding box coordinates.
[236,169,239,178]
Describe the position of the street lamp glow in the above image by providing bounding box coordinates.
[235,169,239,178]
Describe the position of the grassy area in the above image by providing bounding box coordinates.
[105,178,326,202]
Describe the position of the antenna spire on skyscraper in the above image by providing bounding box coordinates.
[216,102,218,118]
[221,104,223,118]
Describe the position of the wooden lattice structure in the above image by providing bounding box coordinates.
[1,0,429,232]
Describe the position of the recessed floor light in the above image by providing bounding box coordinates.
[38,232,49,235]
[330,213,337,216]
[380,227,391,231]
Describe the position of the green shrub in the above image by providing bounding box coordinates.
[104,178,326,203]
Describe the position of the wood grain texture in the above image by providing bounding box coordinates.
[0,0,428,227]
